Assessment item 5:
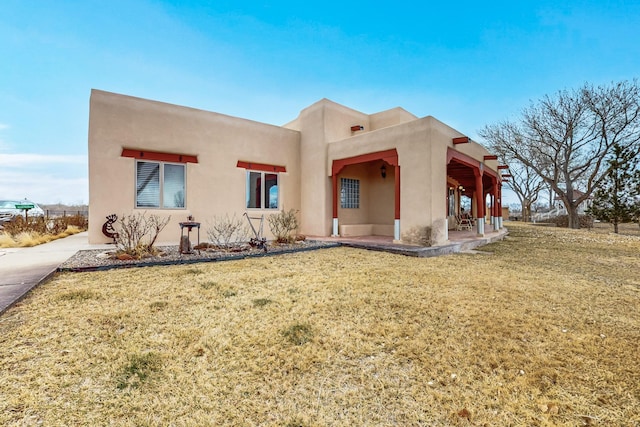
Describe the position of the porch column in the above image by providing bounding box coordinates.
[488,193,494,230]
[475,170,485,236]
[394,165,401,242]
[497,184,503,229]
[332,174,339,236]
[493,193,499,231]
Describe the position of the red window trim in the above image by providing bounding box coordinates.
[237,161,286,173]
[122,148,198,163]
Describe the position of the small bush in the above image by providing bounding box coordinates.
[268,209,300,243]
[15,231,47,247]
[0,232,14,248]
[206,214,249,249]
[115,212,170,258]
[282,323,314,345]
[540,215,594,229]
[2,214,88,238]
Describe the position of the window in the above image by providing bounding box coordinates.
[246,171,279,209]
[136,161,185,208]
[340,178,360,208]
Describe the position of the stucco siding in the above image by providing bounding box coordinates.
[88,90,301,244]
[88,90,501,247]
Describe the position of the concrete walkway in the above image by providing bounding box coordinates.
[0,232,112,315]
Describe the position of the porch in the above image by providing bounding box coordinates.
[310,227,508,258]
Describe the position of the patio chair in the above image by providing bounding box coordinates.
[455,214,473,231]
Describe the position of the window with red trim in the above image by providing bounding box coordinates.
[246,171,279,209]
[136,160,185,209]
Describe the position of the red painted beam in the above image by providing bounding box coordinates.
[484,155,498,161]
[452,136,469,144]
[332,149,398,176]
[237,161,286,173]
[121,148,198,163]
[498,165,509,170]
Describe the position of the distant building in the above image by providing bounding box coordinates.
[554,190,594,214]
[87,90,505,244]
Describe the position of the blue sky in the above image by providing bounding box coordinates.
[1,0,639,205]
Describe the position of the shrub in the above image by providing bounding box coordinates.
[0,232,14,248]
[540,215,594,229]
[115,212,170,257]
[206,214,249,248]
[15,231,47,247]
[1,214,88,243]
[268,209,299,243]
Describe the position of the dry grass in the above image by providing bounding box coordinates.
[0,225,82,248]
[590,221,640,237]
[0,231,14,247]
[0,223,639,426]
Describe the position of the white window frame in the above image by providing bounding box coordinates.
[246,170,279,210]
[135,160,186,209]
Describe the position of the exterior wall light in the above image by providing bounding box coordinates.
[380,164,387,179]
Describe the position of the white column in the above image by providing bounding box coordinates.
[477,217,485,236]
[332,218,339,237]
[394,219,400,241]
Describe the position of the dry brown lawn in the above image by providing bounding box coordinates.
[1,223,638,426]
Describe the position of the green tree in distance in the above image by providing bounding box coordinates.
[587,143,640,233]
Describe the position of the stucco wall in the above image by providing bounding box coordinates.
[89,91,499,246]
[88,90,301,244]
[336,163,369,225]
[327,115,495,245]
[369,107,417,130]
[367,161,395,225]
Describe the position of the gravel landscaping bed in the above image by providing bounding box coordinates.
[59,240,340,272]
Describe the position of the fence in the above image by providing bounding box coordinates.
[45,210,88,219]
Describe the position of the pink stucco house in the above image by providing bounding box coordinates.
[88,90,505,245]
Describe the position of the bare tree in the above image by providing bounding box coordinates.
[504,159,546,222]
[480,80,640,228]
